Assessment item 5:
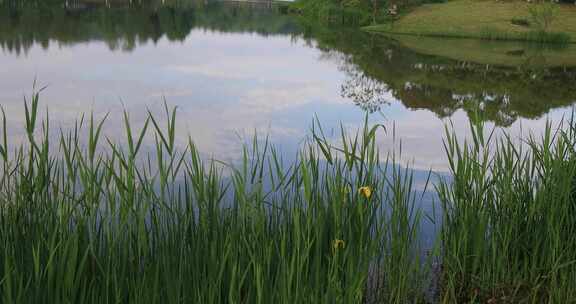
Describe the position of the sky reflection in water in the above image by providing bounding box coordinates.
[0,1,575,173]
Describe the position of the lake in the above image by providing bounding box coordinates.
[1,0,575,174]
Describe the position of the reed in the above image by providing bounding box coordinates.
[0,93,427,303]
[437,113,576,302]
[2,91,575,303]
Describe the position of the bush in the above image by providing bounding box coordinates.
[528,2,559,32]
[510,17,530,27]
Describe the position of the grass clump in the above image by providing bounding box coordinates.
[437,114,576,302]
[0,93,428,303]
[478,26,571,44]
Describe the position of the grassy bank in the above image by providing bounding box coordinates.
[383,34,576,67]
[1,93,576,302]
[365,0,576,44]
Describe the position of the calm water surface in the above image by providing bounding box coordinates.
[1,0,575,173]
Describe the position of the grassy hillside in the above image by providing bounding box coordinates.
[365,0,576,43]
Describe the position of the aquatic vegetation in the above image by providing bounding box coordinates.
[437,114,576,302]
[0,91,575,302]
[0,93,426,303]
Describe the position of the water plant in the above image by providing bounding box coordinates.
[1,91,575,303]
[437,113,576,302]
[0,93,426,303]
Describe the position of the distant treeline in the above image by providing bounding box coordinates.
[0,0,299,54]
[289,0,576,27]
[289,0,447,26]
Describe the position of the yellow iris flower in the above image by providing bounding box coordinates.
[333,239,345,251]
[359,186,372,199]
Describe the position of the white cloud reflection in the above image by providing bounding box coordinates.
[0,29,572,173]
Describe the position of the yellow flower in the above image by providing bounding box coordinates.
[333,239,345,251]
[359,186,372,199]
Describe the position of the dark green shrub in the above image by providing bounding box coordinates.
[511,17,530,27]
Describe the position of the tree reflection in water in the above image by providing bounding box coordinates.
[1,0,575,126]
[301,22,576,126]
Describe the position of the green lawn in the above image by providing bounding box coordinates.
[365,0,576,42]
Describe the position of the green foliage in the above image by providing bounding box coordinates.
[438,113,576,302]
[292,0,446,26]
[0,1,299,55]
[528,1,559,32]
[291,0,383,26]
[2,88,576,302]
[478,26,570,44]
[0,94,427,303]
